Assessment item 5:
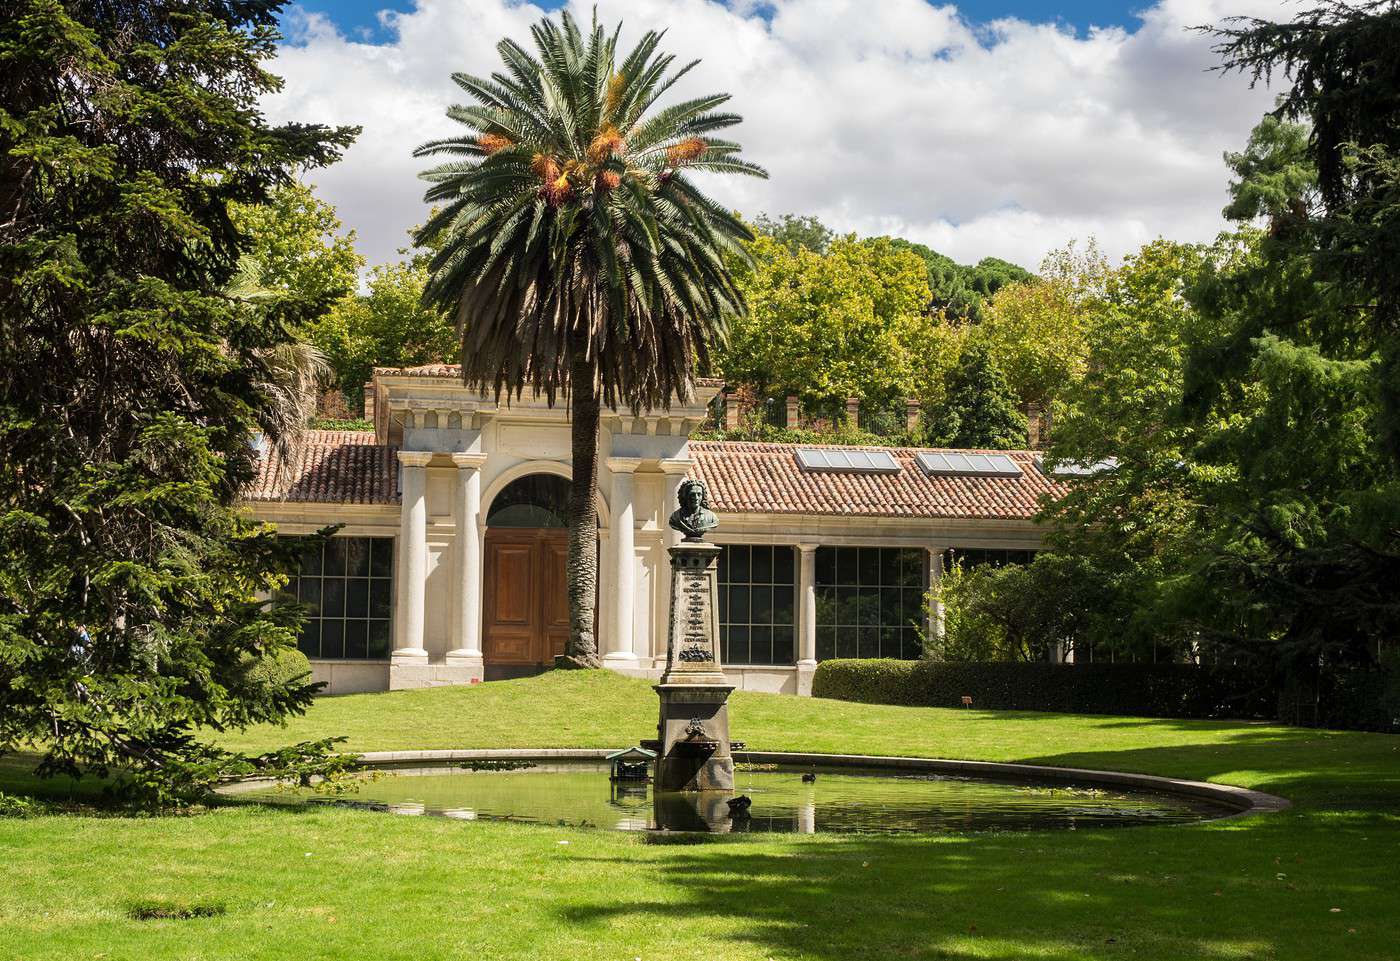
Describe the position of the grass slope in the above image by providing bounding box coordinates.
[4,670,1398,961]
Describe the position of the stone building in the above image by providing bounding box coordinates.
[245,364,1065,695]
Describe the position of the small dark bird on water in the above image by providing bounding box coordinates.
[727,795,752,815]
[801,772,817,783]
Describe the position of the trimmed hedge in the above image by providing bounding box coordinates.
[1278,667,1400,733]
[241,647,314,691]
[811,659,1277,720]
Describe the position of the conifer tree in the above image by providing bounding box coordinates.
[924,344,1028,449]
[0,0,358,801]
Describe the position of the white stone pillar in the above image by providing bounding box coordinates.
[394,451,433,666]
[796,543,819,696]
[604,457,641,663]
[446,452,488,678]
[927,546,946,657]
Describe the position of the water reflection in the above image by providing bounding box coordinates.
[238,762,1230,834]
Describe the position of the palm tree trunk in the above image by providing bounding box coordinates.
[558,350,602,669]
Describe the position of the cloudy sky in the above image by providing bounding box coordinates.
[266,0,1292,271]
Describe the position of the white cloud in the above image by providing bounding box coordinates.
[266,0,1289,271]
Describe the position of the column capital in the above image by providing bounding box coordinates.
[398,450,434,467]
[797,543,820,555]
[658,457,693,475]
[451,451,489,470]
[606,456,643,474]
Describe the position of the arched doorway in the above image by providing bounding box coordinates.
[482,473,576,680]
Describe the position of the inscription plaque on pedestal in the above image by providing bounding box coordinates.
[661,541,725,685]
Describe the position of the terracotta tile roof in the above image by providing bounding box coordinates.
[245,434,1063,520]
[372,362,726,389]
[690,441,1066,521]
[246,431,398,505]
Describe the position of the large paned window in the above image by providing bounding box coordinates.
[717,545,796,665]
[815,547,925,661]
[281,537,394,660]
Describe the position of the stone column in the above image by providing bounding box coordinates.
[604,457,641,664]
[926,546,946,656]
[393,451,433,673]
[446,452,488,679]
[796,543,819,696]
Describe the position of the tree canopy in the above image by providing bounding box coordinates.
[314,259,458,406]
[922,342,1028,450]
[0,0,359,800]
[230,180,363,314]
[886,237,1034,323]
[719,234,934,411]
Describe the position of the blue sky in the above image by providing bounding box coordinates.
[289,0,1146,43]
[266,0,1280,270]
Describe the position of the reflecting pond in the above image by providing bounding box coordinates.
[232,762,1233,834]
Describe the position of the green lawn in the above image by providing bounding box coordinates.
[4,670,1398,960]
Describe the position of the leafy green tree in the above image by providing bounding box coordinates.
[312,260,457,409]
[415,12,764,668]
[1036,238,1231,660]
[1209,0,1400,462]
[721,235,933,412]
[923,343,1027,449]
[970,241,1109,410]
[933,554,1120,662]
[230,180,363,312]
[0,0,359,800]
[887,238,1034,322]
[1164,1,1400,673]
[752,212,834,254]
[1221,114,1318,225]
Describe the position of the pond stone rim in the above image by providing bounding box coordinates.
[289,748,1290,820]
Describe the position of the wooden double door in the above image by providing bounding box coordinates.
[482,528,571,679]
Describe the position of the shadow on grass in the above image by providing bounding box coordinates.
[554,728,1400,961]
[559,813,1393,961]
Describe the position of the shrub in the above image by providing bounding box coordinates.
[1277,662,1400,733]
[811,659,1277,720]
[0,792,48,819]
[309,417,373,431]
[241,647,314,691]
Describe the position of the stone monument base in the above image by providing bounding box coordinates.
[653,683,736,792]
[652,788,735,832]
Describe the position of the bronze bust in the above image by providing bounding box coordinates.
[668,478,718,541]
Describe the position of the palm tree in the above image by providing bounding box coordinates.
[414,12,765,668]
[225,256,331,475]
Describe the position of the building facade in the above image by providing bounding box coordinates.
[245,365,1066,695]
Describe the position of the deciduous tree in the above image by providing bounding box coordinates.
[721,235,933,412]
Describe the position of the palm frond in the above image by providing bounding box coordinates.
[417,9,766,411]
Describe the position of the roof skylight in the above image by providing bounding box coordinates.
[1036,455,1119,478]
[915,451,1022,478]
[795,447,900,474]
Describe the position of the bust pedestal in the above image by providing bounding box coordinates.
[653,540,735,792]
